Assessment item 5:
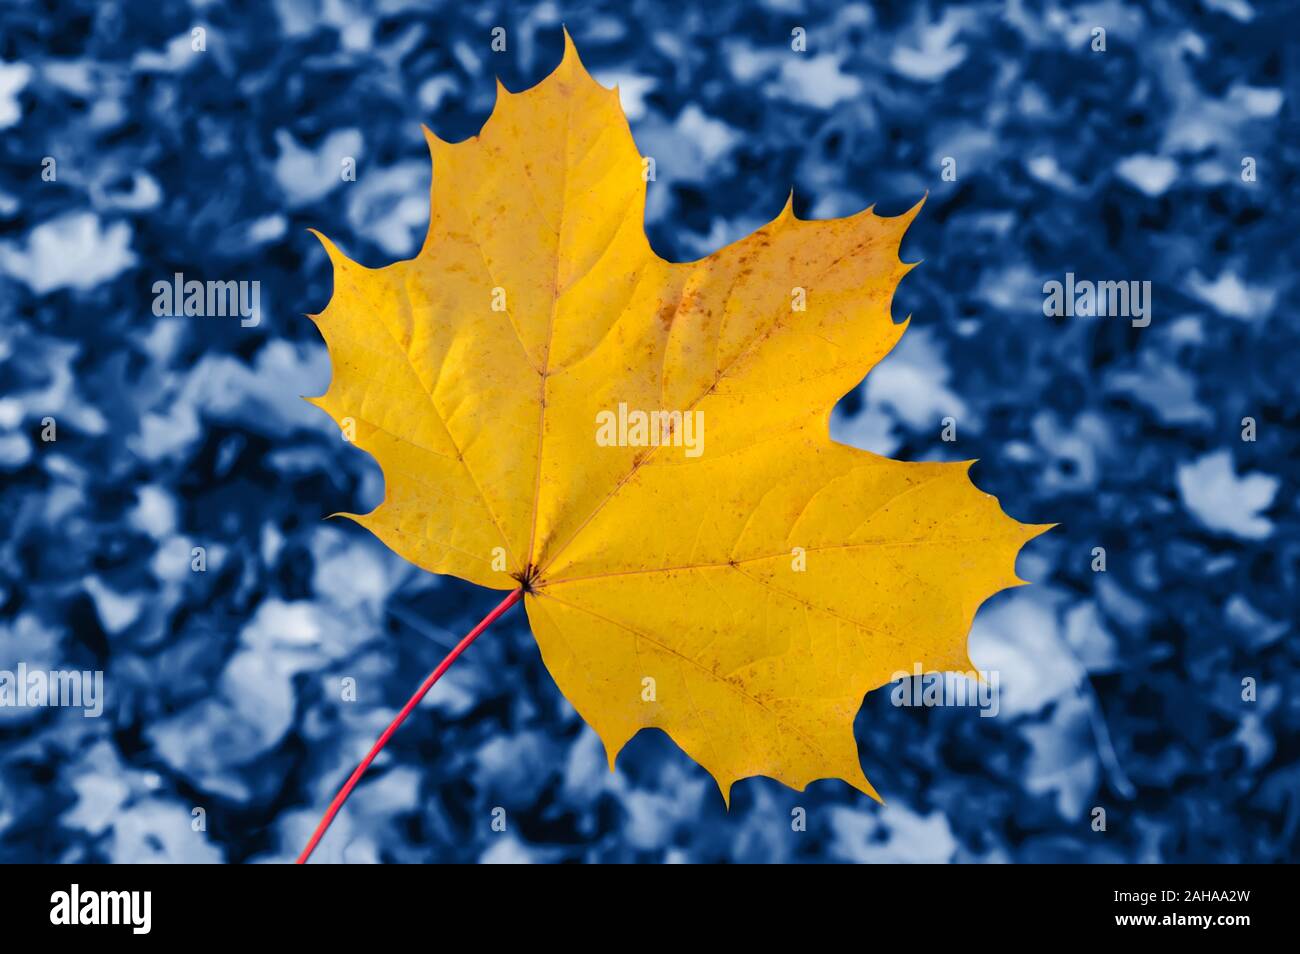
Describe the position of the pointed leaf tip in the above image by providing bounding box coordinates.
[780,189,796,221]
[307,228,348,266]
[888,193,928,231]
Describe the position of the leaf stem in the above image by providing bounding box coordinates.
[296,587,525,864]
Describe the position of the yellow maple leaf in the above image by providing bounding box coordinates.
[307,32,1048,803]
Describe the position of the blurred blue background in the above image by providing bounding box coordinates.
[1,0,1297,863]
